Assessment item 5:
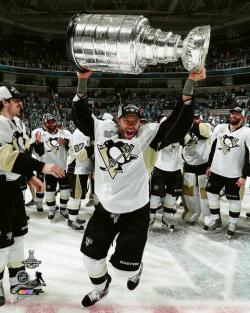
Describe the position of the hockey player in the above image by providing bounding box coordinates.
[72,67,206,307]
[204,106,250,238]
[32,114,72,220]
[149,142,183,230]
[29,124,47,212]
[182,113,212,225]
[66,127,93,231]
[0,86,65,306]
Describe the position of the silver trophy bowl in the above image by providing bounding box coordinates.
[67,14,210,74]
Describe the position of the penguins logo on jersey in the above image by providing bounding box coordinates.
[97,140,138,179]
[219,134,239,154]
[46,137,61,154]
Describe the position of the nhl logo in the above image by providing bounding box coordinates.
[23,250,42,269]
[16,270,30,284]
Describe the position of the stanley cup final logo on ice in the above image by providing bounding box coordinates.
[23,250,42,269]
[66,13,210,74]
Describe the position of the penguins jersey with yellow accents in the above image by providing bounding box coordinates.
[67,128,91,175]
[211,123,250,178]
[155,142,183,171]
[41,129,71,170]
[182,123,212,166]
[94,116,159,214]
[0,115,27,181]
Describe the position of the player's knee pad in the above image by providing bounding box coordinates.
[112,266,139,280]
[163,193,176,209]
[45,191,56,203]
[82,254,107,279]
[67,197,81,211]
[150,195,161,209]
[0,247,9,273]
[206,192,220,209]
[60,189,70,201]
[228,199,241,214]
[7,236,25,268]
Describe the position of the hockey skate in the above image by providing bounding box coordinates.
[68,219,85,232]
[227,222,237,239]
[10,272,46,303]
[162,214,175,232]
[25,199,36,207]
[0,282,5,306]
[48,210,56,221]
[203,216,222,231]
[76,217,86,224]
[81,274,111,307]
[59,208,68,220]
[36,202,44,213]
[246,212,250,218]
[127,262,143,290]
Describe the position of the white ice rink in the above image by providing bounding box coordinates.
[2,181,250,313]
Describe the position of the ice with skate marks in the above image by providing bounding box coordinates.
[143,242,199,297]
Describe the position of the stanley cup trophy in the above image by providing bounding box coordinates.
[67,14,210,74]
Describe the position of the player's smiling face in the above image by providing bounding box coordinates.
[229,112,243,126]
[118,113,140,140]
[45,119,57,133]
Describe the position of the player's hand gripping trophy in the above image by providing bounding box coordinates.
[66,14,210,73]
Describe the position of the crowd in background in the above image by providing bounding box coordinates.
[20,86,250,136]
[1,29,250,134]
[1,31,250,72]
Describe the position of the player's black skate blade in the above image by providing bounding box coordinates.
[68,220,85,232]
[81,274,111,307]
[127,263,143,290]
[59,209,68,220]
[48,210,56,221]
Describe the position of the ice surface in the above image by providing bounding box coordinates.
[2,181,250,313]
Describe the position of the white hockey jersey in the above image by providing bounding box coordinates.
[67,128,92,175]
[155,143,183,171]
[94,117,159,213]
[40,129,71,170]
[0,115,27,181]
[211,124,250,178]
[183,123,212,166]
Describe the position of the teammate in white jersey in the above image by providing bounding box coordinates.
[72,68,206,307]
[149,142,183,230]
[30,126,47,212]
[0,86,64,306]
[32,114,71,220]
[204,106,250,238]
[66,128,93,231]
[182,113,212,225]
